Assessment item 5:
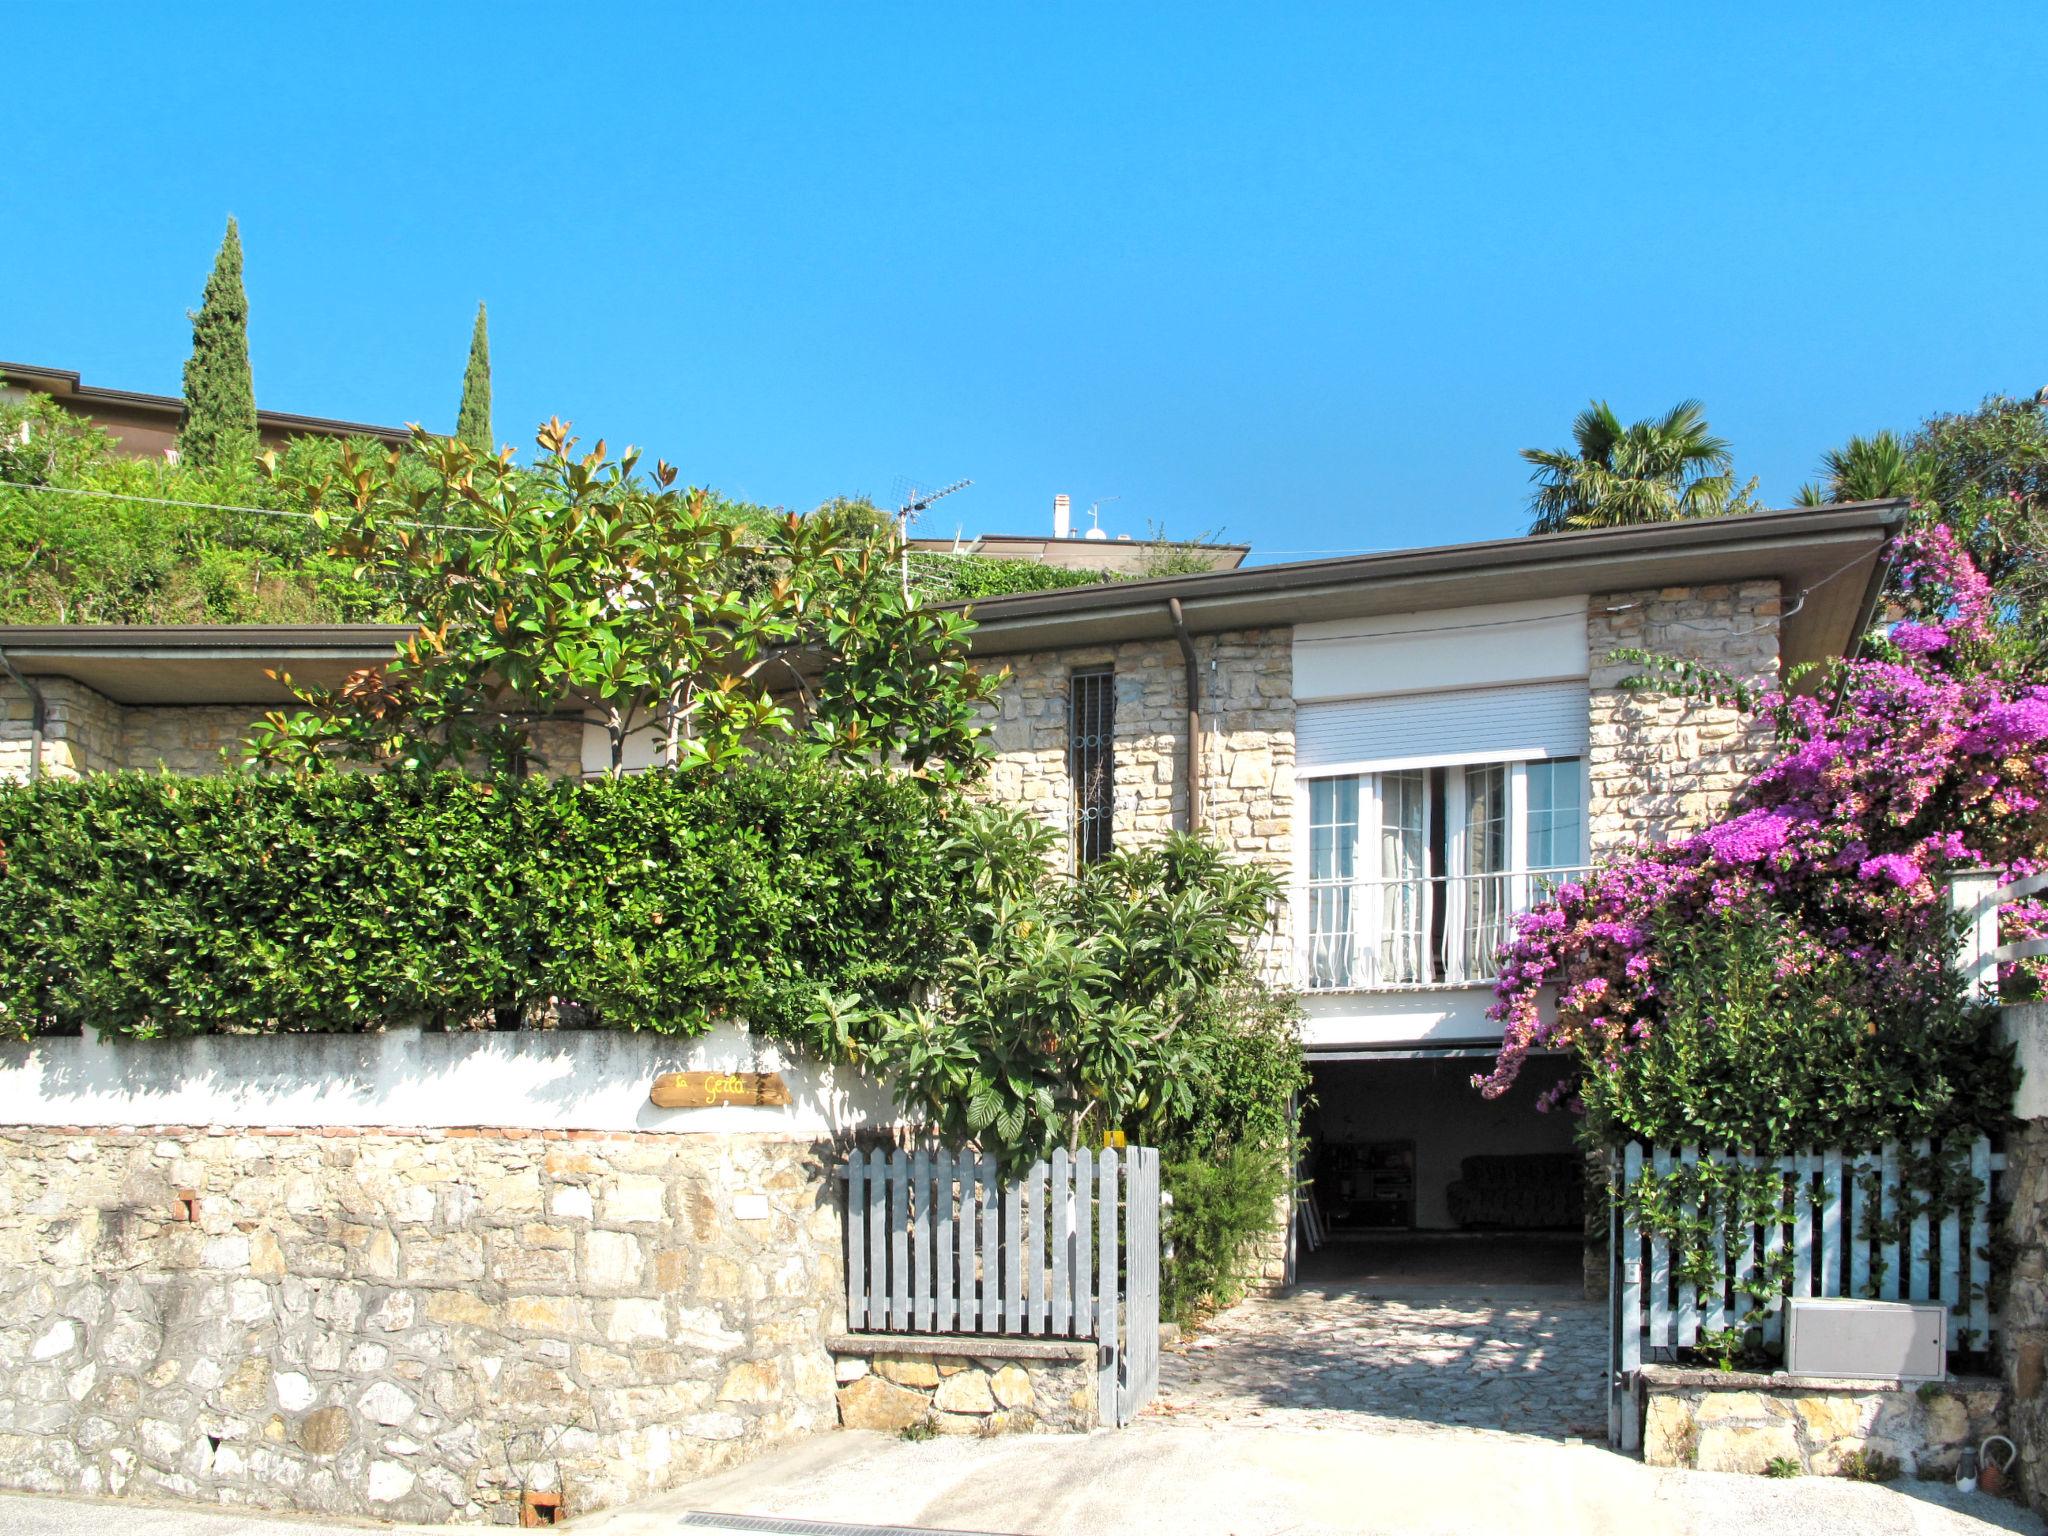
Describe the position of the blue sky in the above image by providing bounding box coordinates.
[9,3,2047,561]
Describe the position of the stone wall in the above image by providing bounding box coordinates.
[1,677,125,779]
[1586,581,1782,854]
[0,1123,845,1525]
[1,679,589,783]
[122,704,271,775]
[1642,1368,2004,1479]
[829,1334,1097,1434]
[977,627,1295,969]
[2001,1114,2048,1510]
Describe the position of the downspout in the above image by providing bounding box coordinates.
[1166,598,1201,832]
[0,648,45,785]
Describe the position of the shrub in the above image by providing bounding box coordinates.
[1161,1142,1292,1326]
[0,761,956,1040]
[1479,526,2042,1149]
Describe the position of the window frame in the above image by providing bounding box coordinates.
[1068,666,1117,868]
[1298,748,1588,989]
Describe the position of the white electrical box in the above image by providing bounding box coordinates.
[1784,1297,1946,1382]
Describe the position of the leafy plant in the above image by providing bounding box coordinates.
[0,761,958,1042]
[1480,525,2039,1149]
[1836,1448,1901,1483]
[1764,1455,1802,1478]
[246,422,999,780]
[1522,399,1761,535]
[1161,1143,1291,1326]
[822,825,1298,1165]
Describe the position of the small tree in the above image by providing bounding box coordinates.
[1523,399,1760,535]
[245,420,999,779]
[456,303,492,453]
[178,217,258,469]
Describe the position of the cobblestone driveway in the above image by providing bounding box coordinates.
[1148,1279,1609,1440]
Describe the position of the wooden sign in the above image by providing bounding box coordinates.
[649,1070,792,1109]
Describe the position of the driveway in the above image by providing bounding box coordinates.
[1151,1269,1608,1438]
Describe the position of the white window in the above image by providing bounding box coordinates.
[1303,757,1587,989]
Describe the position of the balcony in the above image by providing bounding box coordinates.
[1300,866,1593,991]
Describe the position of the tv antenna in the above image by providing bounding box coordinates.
[891,477,972,597]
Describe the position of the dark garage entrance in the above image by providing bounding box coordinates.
[1301,1053,1585,1289]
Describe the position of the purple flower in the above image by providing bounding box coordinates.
[1891,621,1949,655]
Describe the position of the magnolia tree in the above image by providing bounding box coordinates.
[1477,526,2048,1148]
[246,422,998,779]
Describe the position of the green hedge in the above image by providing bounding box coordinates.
[0,763,958,1041]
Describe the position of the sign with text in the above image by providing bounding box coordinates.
[648,1070,792,1110]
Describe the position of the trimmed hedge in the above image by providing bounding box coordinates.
[0,763,958,1041]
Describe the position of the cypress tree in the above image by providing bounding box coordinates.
[177,217,259,469]
[456,302,492,453]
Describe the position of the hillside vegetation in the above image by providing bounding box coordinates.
[0,388,1118,626]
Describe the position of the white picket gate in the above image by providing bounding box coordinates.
[1608,1136,2004,1450]
[839,1144,1161,1426]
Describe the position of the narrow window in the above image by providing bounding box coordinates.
[1069,668,1116,865]
[1525,756,1584,873]
[1308,776,1360,986]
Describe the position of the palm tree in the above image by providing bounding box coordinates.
[1523,400,1757,535]
[1793,431,1935,506]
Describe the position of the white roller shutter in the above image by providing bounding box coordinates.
[1297,680,1588,772]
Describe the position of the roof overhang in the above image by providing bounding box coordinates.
[0,625,407,705]
[0,503,1906,708]
[949,502,1906,677]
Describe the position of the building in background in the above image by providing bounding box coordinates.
[907,493,1249,576]
[0,359,410,459]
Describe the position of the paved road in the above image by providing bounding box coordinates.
[7,1426,2042,1536]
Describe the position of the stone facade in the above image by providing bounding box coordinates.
[0,677,125,779]
[123,704,272,775]
[1641,1368,2005,1479]
[0,1124,843,1525]
[977,626,1295,970]
[828,1334,1097,1434]
[2000,1114,2048,1509]
[1586,581,1782,854]
[1,680,587,781]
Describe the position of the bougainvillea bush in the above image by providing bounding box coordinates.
[1477,526,2046,1150]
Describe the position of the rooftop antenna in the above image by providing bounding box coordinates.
[1083,495,1119,542]
[891,477,972,597]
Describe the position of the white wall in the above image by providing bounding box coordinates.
[1307,1055,1578,1229]
[0,1022,897,1136]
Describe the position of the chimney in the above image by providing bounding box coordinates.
[1053,493,1072,539]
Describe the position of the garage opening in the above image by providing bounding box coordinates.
[1300,1051,1585,1289]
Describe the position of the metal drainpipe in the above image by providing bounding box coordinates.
[0,648,45,785]
[1166,598,1201,832]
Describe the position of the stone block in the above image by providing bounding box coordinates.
[933,1370,996,1415]
[584,1230,645,1291]
[357,1382,416,1428]
[296,1406,351,1456]
[990,1363,1033,1409]
[1792,1394,1878,1442]
[1643,1394,1696,1467]
[836,1374,929,1432]
[718,1359,784,1404]
[874,1355,941,1389]
[1695,1421,1801,1475]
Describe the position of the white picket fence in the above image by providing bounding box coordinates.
[1613,1137,2004,1373]
[838,1144,1161,1425]
[1953,867,2048,1007]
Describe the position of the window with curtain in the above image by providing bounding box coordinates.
[1301,756,1587,988]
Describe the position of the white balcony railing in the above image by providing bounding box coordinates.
[1301,866,1593,990]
